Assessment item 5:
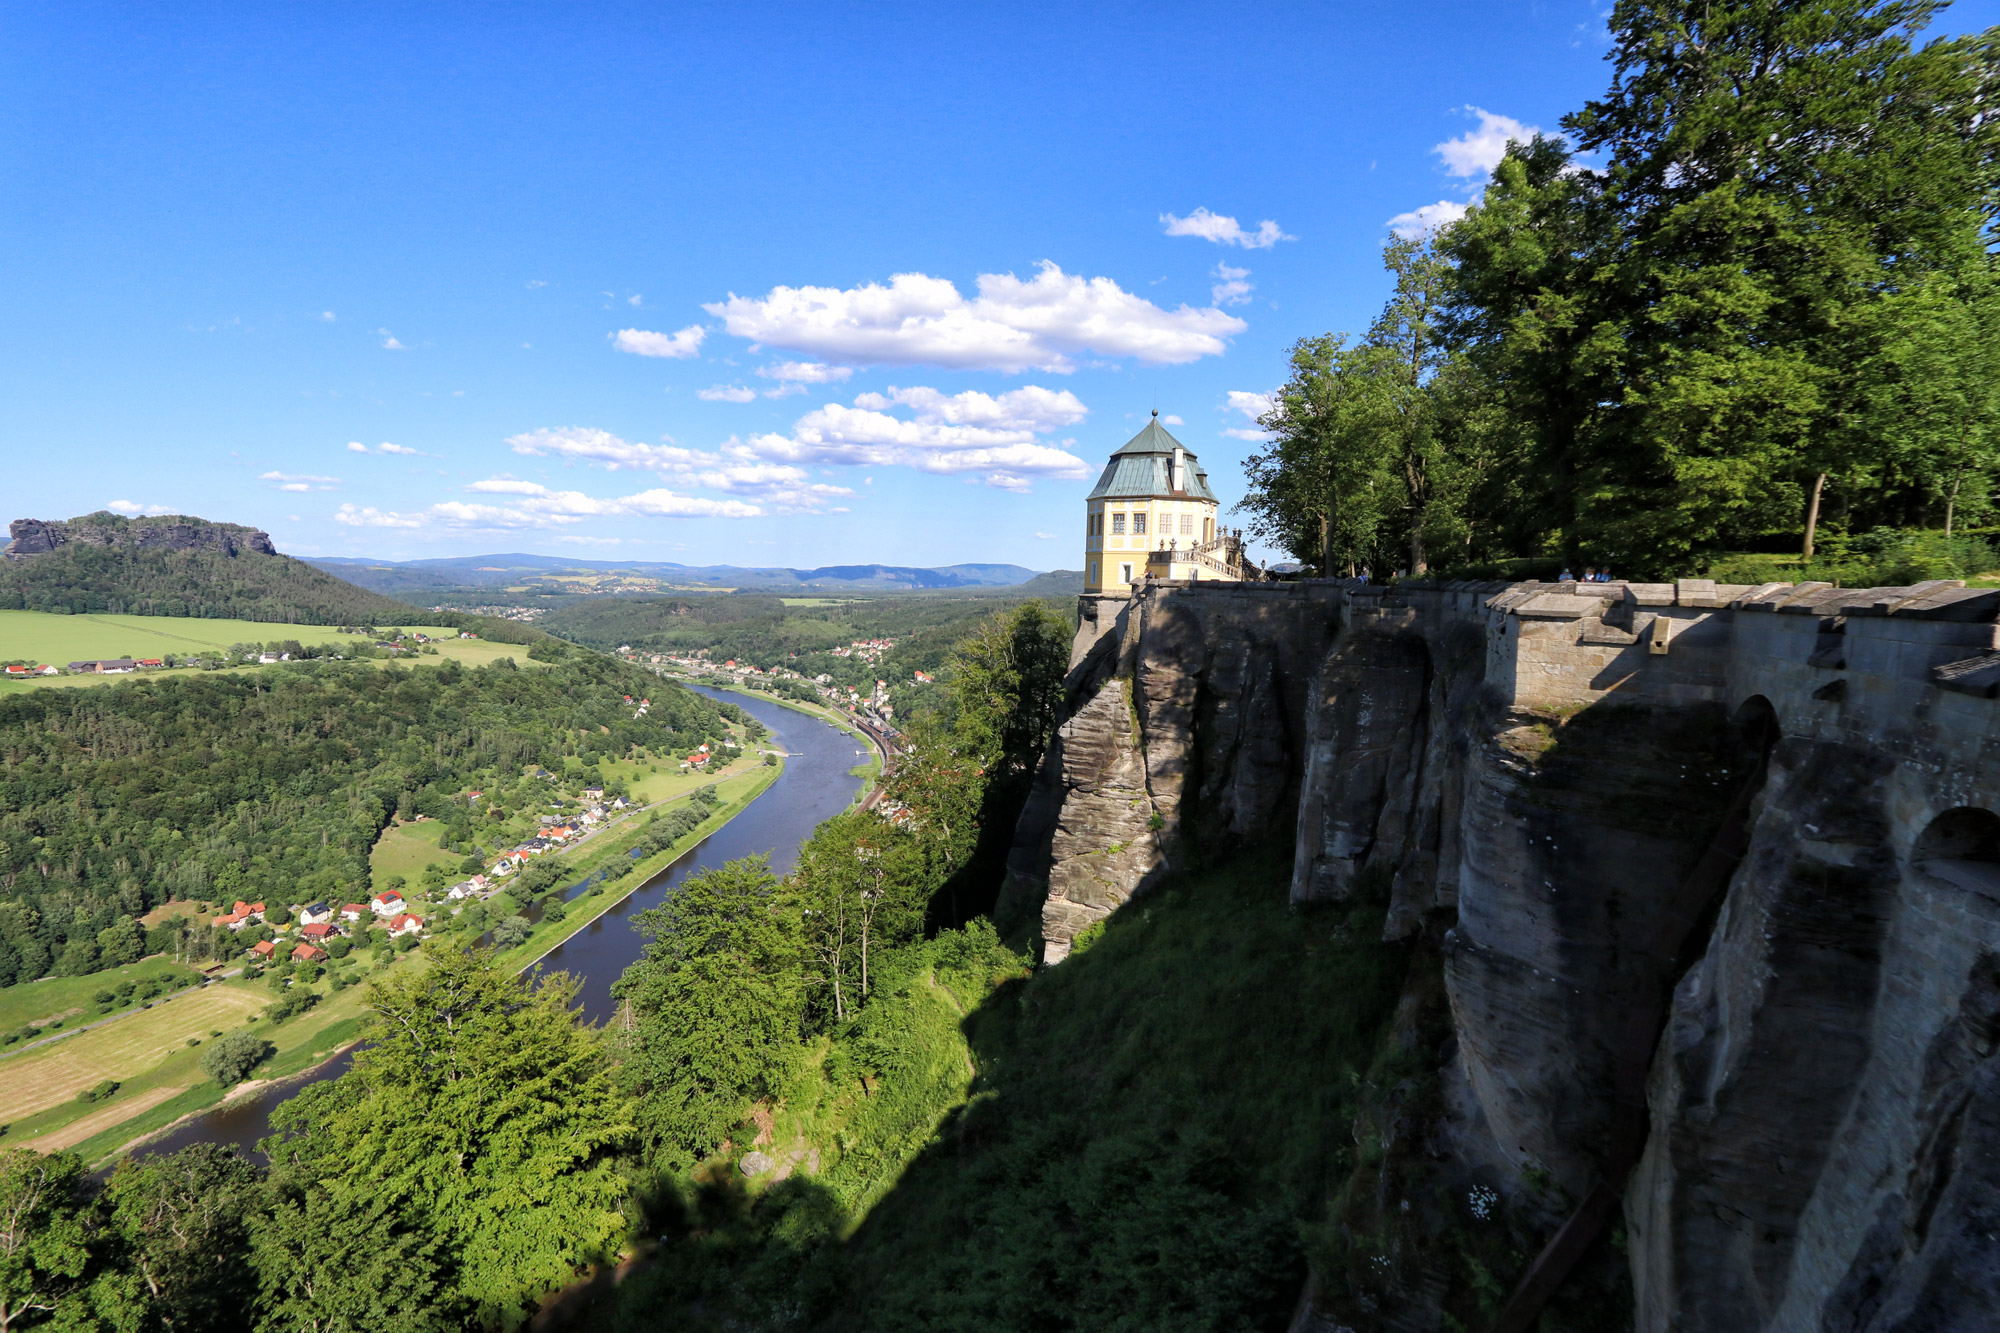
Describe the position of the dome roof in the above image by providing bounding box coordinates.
[1085,414,1218,503]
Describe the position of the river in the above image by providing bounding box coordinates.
[129,685,867,1162]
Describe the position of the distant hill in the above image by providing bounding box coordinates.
[0,513,432,626]
[310,553,1044,594]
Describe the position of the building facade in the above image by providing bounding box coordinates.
[1082,413,1249,593]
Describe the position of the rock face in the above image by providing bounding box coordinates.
[1017,574,2000,1331]
[4,514,276,561]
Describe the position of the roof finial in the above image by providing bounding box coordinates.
[1152,408,1159,418]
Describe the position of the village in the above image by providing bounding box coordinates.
[615,639,921,737]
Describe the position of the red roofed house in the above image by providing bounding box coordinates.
[340,903,366,923]
[250,939,277,960]
[387,913,425,939]
[299,922,338,943]
[291,943,328,963]
[370,891,407,917]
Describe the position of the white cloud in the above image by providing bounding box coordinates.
[1386,200,1471,238]
[376,328,406,350]
[730,384,1091,492]
[335,479,762,532]
[757,361,853,384]
[1210,264,1253,307]
[503,426,851,512]
[107,500,173,516]
[526,279,548,289]
[698,384,758,403]
[1222,390,1275,440]
[704,262,1244,373]
[319,311,336,321]
[1162,414,1185,425]
[346,441,368,453]
[347,441,422,456]
[612,325,706,359]
[627,294,643,307]
[1034,531,1057,539]
[1436,107,1538,180]
[260,471,342,492]
[1160,208,1293,250]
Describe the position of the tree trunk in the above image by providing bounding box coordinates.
[1803,472,1828,560]
[1319,511,1332,579]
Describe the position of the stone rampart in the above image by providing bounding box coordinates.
[1016,573,2000,1331]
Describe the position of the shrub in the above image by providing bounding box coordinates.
[201,1030,275,1086]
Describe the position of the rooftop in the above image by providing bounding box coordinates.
[1086,413,1219,503]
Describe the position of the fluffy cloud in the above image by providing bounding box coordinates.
[703,263,1244,373]
[260,471,342,493]
[335,479,761,532]
[1386,200,1472,238]
[1436,107,1539,180]
[732,385,1091,491]
[503,426,851,512]
[346,441,421,455]
[376,328,406,350]
[1222,390,1275,440]
[698,385,758,403]
[758,361,853,384]
[107,500,174,516]
[612,325,707,359]
[1210,264,1253,307]
[1160,208,1293,250]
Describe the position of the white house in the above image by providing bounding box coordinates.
[370,890,407,917]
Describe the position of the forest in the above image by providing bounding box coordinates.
[1240,0,2000,586]
[0,653,732,989]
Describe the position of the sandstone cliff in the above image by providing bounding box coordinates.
[1011,574,2000,1332]
[4,513,277,560]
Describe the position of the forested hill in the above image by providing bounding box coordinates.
[0,653,732,987]
[0,511,425,626]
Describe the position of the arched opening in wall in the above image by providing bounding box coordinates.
[1914,807,2000,898]
[1731,694,1781,759]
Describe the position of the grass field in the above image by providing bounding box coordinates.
[0,610,357,665]
[0,611,542,696]
[0,959,201,1034]
[369,820,466,882]
[0,985,267,1124]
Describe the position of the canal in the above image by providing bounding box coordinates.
[129,685,868,1161]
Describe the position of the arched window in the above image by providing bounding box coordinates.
[1914,807,2000,896]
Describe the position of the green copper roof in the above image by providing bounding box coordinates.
[1085,414,1218,502]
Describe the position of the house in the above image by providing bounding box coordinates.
[36,665,56,676]
[446,880,482,901]
[137,658,163,668]
[291,943,329,963]
[236,901,268,922]
[612,796,630,810]
[2,665,31,678]
[250,939,277,960]
[299,922,338,943]
[299,902,332,926]
[387,913,424,938]
[214,908,251,931]
[370,890,407,917]
[339,903,366,923]
[583,786,605,800]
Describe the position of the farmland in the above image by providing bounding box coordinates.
[0,609,534,694]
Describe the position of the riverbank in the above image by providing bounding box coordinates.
[668,674,886,801]
[24,762,784,1170]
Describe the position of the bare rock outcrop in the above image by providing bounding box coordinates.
[4,513,276,561]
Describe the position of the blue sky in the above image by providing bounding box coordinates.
[7,1,1996,570]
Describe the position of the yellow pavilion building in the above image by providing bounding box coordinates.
[1082,412,1251,593]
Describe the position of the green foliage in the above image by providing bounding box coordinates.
[258,950,634,1329]
[614,857,806,1167]
[201,1030,276,1086]
[0,654,726,986]
[0,514,421,624]
[96,1144,264,1333]
[0,1148,96,1331]
[1242,1,2000,576]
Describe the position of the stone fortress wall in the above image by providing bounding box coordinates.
[1005,575,2000,1331]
